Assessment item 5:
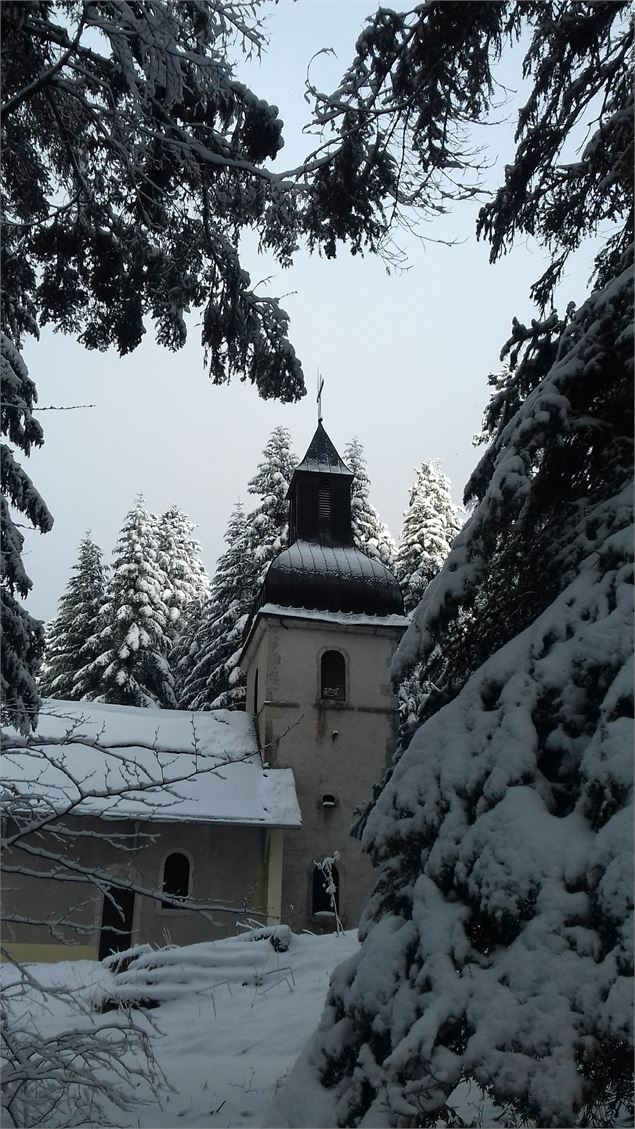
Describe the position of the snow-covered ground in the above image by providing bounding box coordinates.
[2,927,358,1128]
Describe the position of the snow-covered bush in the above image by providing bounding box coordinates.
[1,973,163,1128]
[1,700,262,1126]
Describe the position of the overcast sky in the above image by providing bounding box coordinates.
[21,1,601,622]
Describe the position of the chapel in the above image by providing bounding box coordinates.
[1,422,407,961]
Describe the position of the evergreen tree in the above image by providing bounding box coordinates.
[39,533,107,701]
[89,496,175,708]
[176,503,255,711]
[1,1,308,730]
[246,426,297,582]
[169,593,208,705]
[395,461,462,615]
[268,5,633,1127]
[343,437,396,569]
[392,462,461,742]
[1,335,52,734]
[4,1,631,732]
[157,505,209,644]
[283,258,634,1129]
[175,428,296,711]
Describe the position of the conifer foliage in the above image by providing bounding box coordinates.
[175,503,253,711]
[1,1,306,731]
[176,427,297,711]
[392,462,461,742]
[343,438,395,569]
[39,533,107,701]
[269,5,634,1127]
[158,505,209,644]
[287,258,634,1129]
[395,461,461,615]
[89,496,175,708]
[1,335,52,734]
[246,426,297,582]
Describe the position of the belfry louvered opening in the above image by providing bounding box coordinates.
[318,480,331,538]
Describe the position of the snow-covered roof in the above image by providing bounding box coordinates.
[1,700,301,828]
[258,603,409,630]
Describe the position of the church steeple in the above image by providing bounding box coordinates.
[258,421,404,617]
[287,421,354,547]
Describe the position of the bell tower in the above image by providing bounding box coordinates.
[240,422,406,933]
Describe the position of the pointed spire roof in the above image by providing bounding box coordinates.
[289,422,353,491]
[249,418,405,620]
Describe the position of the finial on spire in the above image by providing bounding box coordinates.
[317,370,324,423]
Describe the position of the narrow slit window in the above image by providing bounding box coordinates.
[321,650,346,700]
[161,852,190,908]
[318,483,331,522]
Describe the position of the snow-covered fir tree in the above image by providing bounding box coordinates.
[1,335,52,734]
[169,593,208,704]
[395,460,462,615]
[265,6,633,1124]
[343,437,396,568]
[88,496,175,708]
[393,461,462,739]
[39,533,107,701]
[274,259,634,1128]
[176,503,255,711]
[246,426,297,583]
[175,428,296,710]
[157,505,209,644]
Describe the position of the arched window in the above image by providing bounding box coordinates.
[312,861,340,916]
[254,668,259,714]
[321,650,346,700]
[161,852,190,908]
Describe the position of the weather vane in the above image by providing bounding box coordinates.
[317,370,324,423]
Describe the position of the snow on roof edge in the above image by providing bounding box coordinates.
[2,699,301,829]
[257,603,409,629]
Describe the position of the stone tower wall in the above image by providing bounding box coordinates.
[244,611,404,933]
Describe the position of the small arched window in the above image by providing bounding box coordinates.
[312,861,340,915]
[321,650,346,700]
[161,852,190,908]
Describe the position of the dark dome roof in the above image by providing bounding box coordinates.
[261,540,404,617]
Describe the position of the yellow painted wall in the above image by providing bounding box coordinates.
[1,942,98,964]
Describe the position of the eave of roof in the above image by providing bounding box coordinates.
[1,700,302,829]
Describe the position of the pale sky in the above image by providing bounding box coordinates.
[21,1,601,622]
